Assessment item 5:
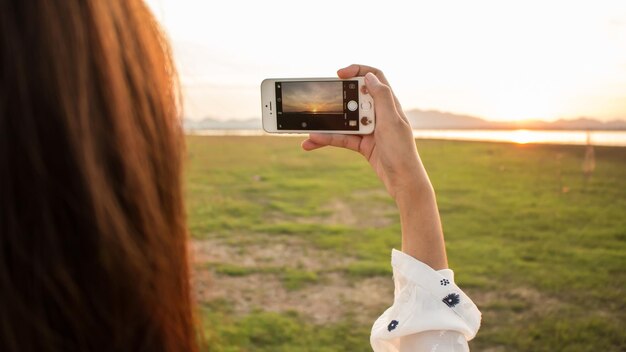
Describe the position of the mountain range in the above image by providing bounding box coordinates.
[404,110,626,130]
[184,109,626,131]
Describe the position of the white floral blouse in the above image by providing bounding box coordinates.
[371,249,482,352]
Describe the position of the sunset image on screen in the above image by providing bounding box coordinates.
[281,81,343,114]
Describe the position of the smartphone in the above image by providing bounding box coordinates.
[261,77,375,134]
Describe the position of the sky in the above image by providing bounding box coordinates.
[281,82,343,113]
[145,0,626,122]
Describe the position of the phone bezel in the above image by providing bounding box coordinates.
[260,77,375,135]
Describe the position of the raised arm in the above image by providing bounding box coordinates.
[301,64,447,269]
[302,65,481,352]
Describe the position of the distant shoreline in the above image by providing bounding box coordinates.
[184,109,626,132]
[185,129,626,147]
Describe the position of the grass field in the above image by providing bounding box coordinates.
[185,135,626,351]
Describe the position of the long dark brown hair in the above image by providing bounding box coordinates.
[0,0,198,351]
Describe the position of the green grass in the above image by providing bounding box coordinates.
[281,268,319,290]
[186,136,626,351]
[343,262,391,278]
[208,263,318,290]
[200,301,371,352]
[213,264,258,277]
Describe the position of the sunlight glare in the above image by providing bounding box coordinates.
[512,130,534,144]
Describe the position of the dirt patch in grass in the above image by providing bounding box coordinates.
[191,236,394,324]
[195,272,392,324]
[191,234,355,270]
[321,197,395,229]
[268,194,396,229]
[472,286,565,316]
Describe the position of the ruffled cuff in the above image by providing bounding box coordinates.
[370,249,481,351]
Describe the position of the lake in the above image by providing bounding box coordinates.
[187,129,626,147]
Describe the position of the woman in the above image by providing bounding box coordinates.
[0,0,479,351]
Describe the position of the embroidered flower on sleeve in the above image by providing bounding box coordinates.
[442,293,461,307]
[440,279,450,286]
[387,320,399,332]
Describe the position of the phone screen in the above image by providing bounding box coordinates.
[275,80,359,130]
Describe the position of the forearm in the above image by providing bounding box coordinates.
[394,175,448,270]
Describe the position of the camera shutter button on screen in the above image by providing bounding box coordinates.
[347,100,358,111]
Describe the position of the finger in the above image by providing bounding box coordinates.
[301,139,326,151]
[306,133,363,154]
[364,72,400,121]
[337,64,390,86]
[338,64,407,121]
[336,64,360,79]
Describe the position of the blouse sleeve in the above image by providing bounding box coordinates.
[370,249,481,352]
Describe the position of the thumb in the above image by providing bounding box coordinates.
[364,72,398,120]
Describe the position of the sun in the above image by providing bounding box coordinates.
[511,130,533,144]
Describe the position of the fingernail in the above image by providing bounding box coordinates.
[365,72,377,84]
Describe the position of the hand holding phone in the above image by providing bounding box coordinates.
[301,65,426,201]
[301,64,448,270]
[261,77,375,134]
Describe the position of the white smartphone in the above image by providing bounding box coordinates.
[261,77,375,134]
